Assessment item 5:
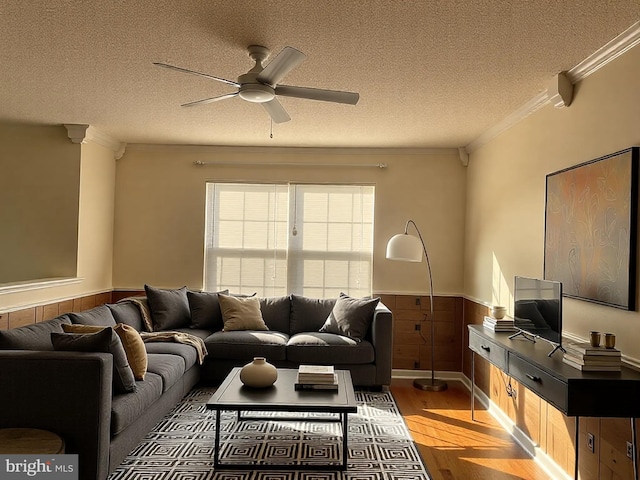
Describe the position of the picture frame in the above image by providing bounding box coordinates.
[544,147,639,310]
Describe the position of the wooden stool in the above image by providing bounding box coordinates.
[0,428,65,454]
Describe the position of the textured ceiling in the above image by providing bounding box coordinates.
[1,1,639,148]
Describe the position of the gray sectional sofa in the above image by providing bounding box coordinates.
[0,290,393,480]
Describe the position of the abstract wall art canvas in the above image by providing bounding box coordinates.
[544,147,639,310]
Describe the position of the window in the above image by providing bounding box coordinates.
[204,183,374,298]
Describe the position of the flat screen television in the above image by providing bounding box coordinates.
[512,276,563,356]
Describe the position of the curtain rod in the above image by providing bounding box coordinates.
[193,160,387,169]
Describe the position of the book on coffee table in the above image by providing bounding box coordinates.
[296,365,338,390]
[297,365,335,383]
[294,382,338,391]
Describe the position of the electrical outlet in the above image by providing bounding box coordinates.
[587,433,594,453]
[627,441,634,459]
[414,361,419,369]
[415,324,421,331]
[415,297,421,306]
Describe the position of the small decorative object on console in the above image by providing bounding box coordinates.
[490,306,506,319]
[239,357,278,388]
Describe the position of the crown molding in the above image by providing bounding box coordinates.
[465,92,549,153]
[466,20,640,154]
[125,143,458,156]
[568,20,640,83]
[64,124,127,159]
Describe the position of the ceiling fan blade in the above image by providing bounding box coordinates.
[262,98,291,123]
[257,47,306,86]
[153,62,240,88]
[275,85,359,105]
[181,92,238,107]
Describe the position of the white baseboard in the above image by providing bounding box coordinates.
[391,369,571,480]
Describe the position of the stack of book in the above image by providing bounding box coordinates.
[295,365,338,391]
[483,315,516,332]
[562,342,622,372]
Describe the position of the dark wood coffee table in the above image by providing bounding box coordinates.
[206,367,357,470]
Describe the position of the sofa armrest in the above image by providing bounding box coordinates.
[0,350,113,480]
[371,302,393,386]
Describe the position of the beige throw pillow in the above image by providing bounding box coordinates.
[63,323,148,380]
[218,294,268,331]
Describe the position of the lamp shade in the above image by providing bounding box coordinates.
[386,233,423,262]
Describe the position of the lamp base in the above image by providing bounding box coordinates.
[413,378,448,392]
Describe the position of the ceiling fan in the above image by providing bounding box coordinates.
[154,45,360,124]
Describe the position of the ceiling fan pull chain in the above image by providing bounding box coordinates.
[270,118,273,139]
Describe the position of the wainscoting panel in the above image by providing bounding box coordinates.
[0,291,113,330]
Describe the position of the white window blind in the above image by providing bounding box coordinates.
[204,183,374,298]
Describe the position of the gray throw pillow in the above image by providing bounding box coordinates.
[144,285,191,331]
[68,305,117,327]
[187,290,228,330]
[319,293,380,342]
[51,328,137,394]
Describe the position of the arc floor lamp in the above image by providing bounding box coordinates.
[386,220,447,392]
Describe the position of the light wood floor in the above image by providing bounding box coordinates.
[390,378,552,480]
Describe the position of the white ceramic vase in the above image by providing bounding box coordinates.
[239,357,278,388]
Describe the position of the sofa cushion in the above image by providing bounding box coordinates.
[51,328,137,393]
[218,294,268,331]
[204,330,288,361]
[145,285,191,331]
[111,372,163,435]
[69,305,117,327]
[144,342,198,371]
[187,290,228,331]
[107,302,145,332]
[289,295,336,335]
[286,333,375,364]
[146,353,185,392]
[118,296,153,332]
[259,296,291,334]
[0,315,71,351]
[319,293,380,342]
[173,327,211,340]
[62,323,148,381]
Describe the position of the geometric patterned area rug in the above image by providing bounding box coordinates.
[107,387,431,480]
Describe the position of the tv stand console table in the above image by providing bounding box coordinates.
[468,325,640,480]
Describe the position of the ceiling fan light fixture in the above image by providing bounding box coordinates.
[239,84,275,103]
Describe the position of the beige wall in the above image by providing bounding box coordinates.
[464,45,640,359]
[0,123,80,284]
[113,147,467,296]
[76,141,116,292]
[0,131,116,311]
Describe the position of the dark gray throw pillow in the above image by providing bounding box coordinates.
[319,293,380,342]
[187,290,228,330]
[144,285,191,331]
[51,328,137,394]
